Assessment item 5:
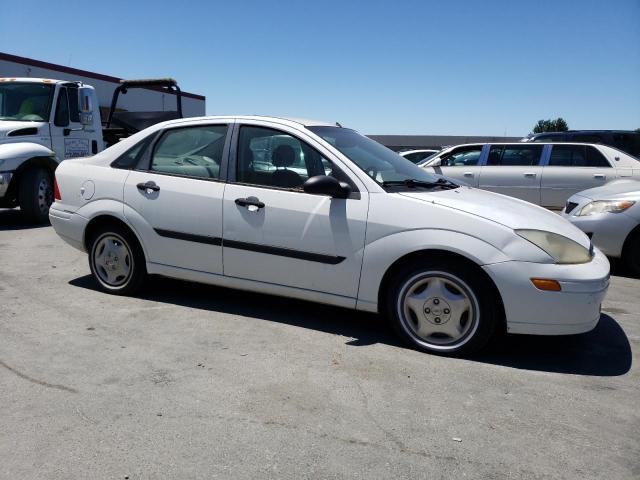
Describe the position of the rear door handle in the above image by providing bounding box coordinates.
[235,197,265,209]
[524,172,537,178]
[593,174,606,179]
[137,181,160,192]
[463,172,474,177]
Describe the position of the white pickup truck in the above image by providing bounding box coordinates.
[0,77,183,222]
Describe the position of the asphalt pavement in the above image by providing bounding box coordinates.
[1,208,638,479]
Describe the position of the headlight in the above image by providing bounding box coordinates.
[515,229,592,264]
[577,200,635,216]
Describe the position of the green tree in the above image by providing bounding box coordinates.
[532,118,569,134]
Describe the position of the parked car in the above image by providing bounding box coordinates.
[419,142,640,209]
[562,180,640,275]
[399,149,439,164]
[50,116,609,356]
[522,130,640,159]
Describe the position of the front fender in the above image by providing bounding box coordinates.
[356,229,511,311]
[0,142,56,170]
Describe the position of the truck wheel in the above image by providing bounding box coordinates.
[19,168,53,223]
[622,231,640,277]
[385,259,499,356]
[88,223,146,295]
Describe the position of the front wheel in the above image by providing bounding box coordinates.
[19,168,53,223]
[386,260,499,356]
[622,231,640,277]
[88,224,146,295]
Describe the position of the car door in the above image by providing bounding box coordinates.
[222,122,368,300]
[425,145,484,186]
[477,144,544,204]
[50,85,95,161]
[540,144,613,208]
[122,123,231,274]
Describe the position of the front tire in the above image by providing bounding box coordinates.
[622,231,640,277]
[88,224,146,295]
[19,168,53,223]
[385,259,499,356]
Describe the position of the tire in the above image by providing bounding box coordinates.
[385,259,500,356]
[622,231,640,277]
[88,223,146,295]
[19,167,53,223]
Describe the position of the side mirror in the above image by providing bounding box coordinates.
[78,86,94,126]
[303,175,351,199]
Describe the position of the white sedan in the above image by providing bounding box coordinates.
[50,116,609,355]
[420,142,640,209]
[563,180,640,275]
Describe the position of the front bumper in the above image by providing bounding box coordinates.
[49,204,88,252]
[483,249,610,335]
[0,171,12,198]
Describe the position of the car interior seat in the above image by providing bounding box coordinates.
[271,145,302,188]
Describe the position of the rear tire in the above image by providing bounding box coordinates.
[88,223,146,295]
[385,259,499,356]
[19,168,53,223]
[622,231,640,277]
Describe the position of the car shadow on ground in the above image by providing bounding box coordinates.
[69,274,632,377]
[0,209,49,231]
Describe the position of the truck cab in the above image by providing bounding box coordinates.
[0,78,102,222]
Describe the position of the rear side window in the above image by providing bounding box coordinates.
[151,125,228,179]
[549,145,611,167]
[487,145,543,166]
[570,134,603,143]
[439,146,483,166]
[111,135,155,169]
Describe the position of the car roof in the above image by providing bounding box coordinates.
[162,115,337,129]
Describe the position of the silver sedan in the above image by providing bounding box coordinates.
[563,180,640,274]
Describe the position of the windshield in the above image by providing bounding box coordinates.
[0,82,54,122]
[308,126,442,186]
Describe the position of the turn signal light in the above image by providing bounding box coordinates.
[531,278,561,292]
[54,176,61,201]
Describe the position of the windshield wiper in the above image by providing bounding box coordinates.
[382,178,458,189]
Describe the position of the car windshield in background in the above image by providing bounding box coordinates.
[308,126,445,188]
[0,82,54,122]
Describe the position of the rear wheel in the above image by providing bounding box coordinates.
[88,224,146,295]
[19,168,53,223]
[622,231,640,276]
[386,259,499,356]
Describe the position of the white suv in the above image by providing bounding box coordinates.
[420,142,640,209]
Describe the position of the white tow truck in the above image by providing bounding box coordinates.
[0,77,183,222]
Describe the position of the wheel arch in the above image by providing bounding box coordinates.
[83,214,146,259]
[376,248,506,332]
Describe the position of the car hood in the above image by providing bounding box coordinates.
[572,179,640,201]
[398,187,591,248]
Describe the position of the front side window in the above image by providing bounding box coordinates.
[0,82,54,122]
[67,86,80,123]
[439,146,483,166]
[487,144,543,166]
[54,88,70,127]
[237,126,337,189]
[307,126,442,186]
[549,145,611,167]
[150,125,228,179]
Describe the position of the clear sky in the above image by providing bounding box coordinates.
[1,0,639,136]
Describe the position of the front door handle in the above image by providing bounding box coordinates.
[524,172,537,178]
[593,174,606,179]
[463,172,474,177]
[137,181,160,192]
[235,197,265,209]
